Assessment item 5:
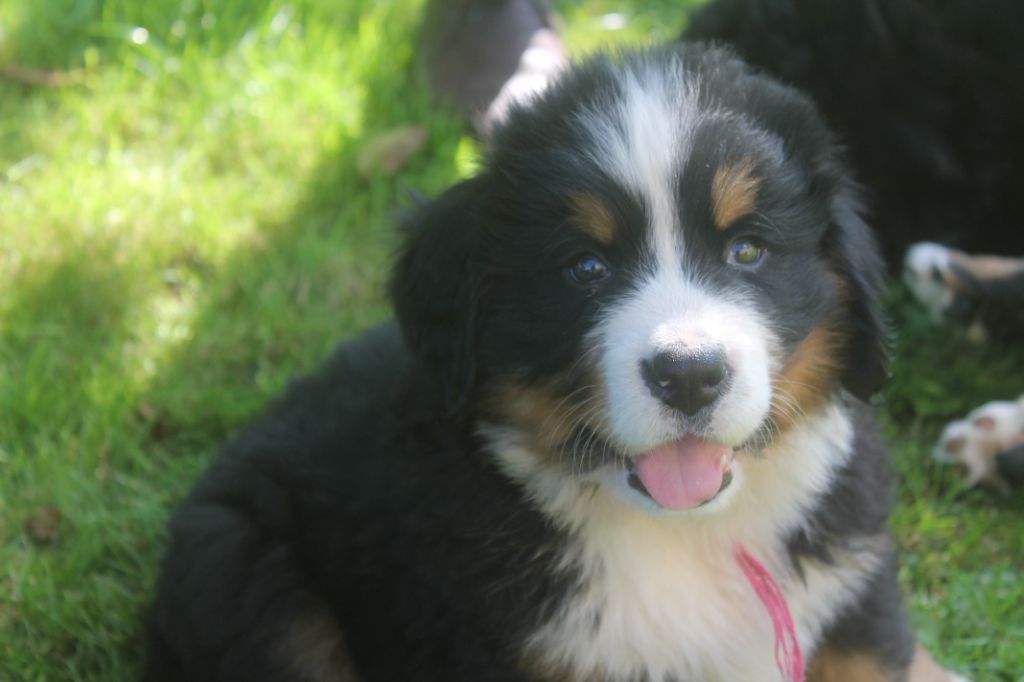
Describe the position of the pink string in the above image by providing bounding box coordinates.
[735,544,804,682]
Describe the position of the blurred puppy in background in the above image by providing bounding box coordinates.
[684,0,1024,268]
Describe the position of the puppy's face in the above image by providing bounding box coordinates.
[394,47,885,515]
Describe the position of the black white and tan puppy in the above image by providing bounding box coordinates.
[144,46,967,682]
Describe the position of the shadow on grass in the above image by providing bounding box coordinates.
[0,243,161,677]
[0,244,139,445]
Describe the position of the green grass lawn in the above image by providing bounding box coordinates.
[0,1,1021,680]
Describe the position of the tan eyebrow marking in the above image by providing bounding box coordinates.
[567,192,616,244]
[711,158,761,230]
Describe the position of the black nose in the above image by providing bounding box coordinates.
[641,346,728,416]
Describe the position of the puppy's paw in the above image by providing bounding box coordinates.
[909,645,973,682]
[933,397,1024,491]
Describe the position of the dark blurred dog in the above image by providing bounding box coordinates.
[684,0,1024,268]
[904,242,1024,340]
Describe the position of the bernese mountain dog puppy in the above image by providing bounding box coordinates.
[144,45,967,682]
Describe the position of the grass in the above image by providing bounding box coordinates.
[0,1,1020,680]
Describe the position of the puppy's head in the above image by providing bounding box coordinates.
[392,46,885,515]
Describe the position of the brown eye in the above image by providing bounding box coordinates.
[726,239,766,268]
[567,254,611,285]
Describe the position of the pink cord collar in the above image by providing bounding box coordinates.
[735,544,805,682]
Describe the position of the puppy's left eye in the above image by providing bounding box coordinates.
[566,254,611,286]
[725,239,767,268]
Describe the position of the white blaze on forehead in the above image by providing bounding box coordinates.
[575,57,775,455]
[578,58,699,270]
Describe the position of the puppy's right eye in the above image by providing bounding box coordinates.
[725,238,767,269]
[566,255,611,286]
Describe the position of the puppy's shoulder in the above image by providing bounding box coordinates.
[788,398,893,564]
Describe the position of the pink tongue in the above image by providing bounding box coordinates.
[635,437,732,510]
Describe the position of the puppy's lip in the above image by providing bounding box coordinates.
[624,441,736,509]
[625,459,735,508]
[564,423,753,479]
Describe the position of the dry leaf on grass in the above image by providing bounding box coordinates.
[25,506,63,546]
[357,125,429,178]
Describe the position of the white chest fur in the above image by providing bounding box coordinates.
[493,404,883,682]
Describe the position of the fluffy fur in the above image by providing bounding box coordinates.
[144,46,963,681]
[684,0,1024,266]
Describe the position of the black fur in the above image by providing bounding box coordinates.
[826,191,888,400]
[996,444,1024,487]
[817,552,917,675]
[391,178,486,415]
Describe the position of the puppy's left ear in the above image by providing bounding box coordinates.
[827,188,889,400]
[390,177,486,414]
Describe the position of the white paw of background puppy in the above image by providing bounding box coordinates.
[933,396,1024,492]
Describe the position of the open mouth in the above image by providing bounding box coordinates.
[624,436,736,510]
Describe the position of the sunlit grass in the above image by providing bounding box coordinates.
[0,1,1020,679]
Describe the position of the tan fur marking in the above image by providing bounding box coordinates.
[568,192,616,244]
[520,652,610,682]
[770,325,840,431]
[276,599,362,682]
[809,640,962,682]
[948,251,1024,284]
[909,644,963,682]
[711,158,761,230]
[485,375,608,468]
[807,646,895,682]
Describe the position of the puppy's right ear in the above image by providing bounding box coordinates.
[827,186,889,401]
[390,178,486,413]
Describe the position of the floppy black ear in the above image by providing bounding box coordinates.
[828,188,889,400]
[390,178,486,413]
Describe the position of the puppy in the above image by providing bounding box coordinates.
[144,46,966,682]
